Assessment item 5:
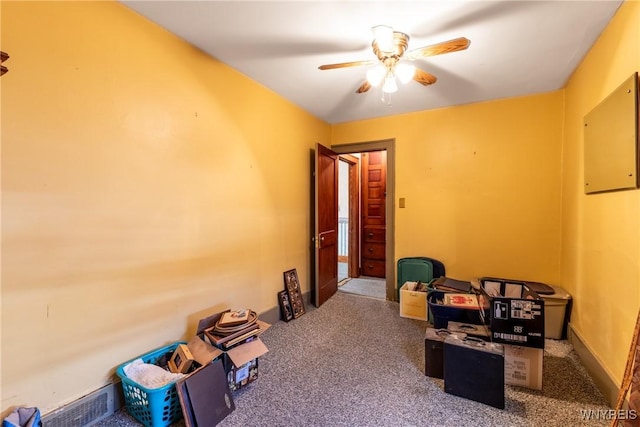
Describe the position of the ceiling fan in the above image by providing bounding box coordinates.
[318,25,470,95]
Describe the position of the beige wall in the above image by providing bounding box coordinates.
[561,0,640,385]
[1,1,330,414]
[333,92,564,284]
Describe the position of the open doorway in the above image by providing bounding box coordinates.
[332,139,395,301]
[337,154,359,283]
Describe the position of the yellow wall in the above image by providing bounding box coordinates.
[333,0,640,390]
[561,0,640,384]
[333,92,564,284]
[2,0,639,417]
[1,1,330,414]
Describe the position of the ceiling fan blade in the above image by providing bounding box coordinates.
[356,81,371,93]
[406,37,470,60]
[413,69,437,86]
[318,59,376,70]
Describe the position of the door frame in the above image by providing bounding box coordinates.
[338,154,360,279]
[331,139,396,301]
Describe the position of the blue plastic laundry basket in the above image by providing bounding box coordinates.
[116,342,186,427]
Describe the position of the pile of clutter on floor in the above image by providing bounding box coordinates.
[117,308,270,427]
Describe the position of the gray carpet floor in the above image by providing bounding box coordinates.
[98,291,610,427]
[338,276,386,299]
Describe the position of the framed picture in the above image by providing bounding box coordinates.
[283,268,305,319]
[277,290,293,322]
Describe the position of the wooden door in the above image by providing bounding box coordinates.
[360,150,387,278]
[313,143,339,307]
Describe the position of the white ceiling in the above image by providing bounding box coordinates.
[121,1,623,124]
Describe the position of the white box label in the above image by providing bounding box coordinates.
[235,363,250,382]
[505,355,530,387]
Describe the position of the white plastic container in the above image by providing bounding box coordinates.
[539,286,572,339]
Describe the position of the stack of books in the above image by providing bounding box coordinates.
[204,309,264,349]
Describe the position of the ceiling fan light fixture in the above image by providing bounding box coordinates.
[319,29,470,98]
[395,63,415,84]
[372,25,394,53]
[366,65,386,87]
[382,73,398,94]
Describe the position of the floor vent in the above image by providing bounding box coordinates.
[42,383,120,427]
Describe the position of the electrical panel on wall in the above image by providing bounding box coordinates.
[583,72,639,194]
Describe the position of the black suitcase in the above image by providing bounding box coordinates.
[447,321,491,341]
[444,336,505,409]
[424,328,466,379]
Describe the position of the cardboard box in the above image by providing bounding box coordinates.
[196,311,270,392]
[223,338,268,391]
[399,281,429,321]
[168,344,196,374]
[478,277,545,349]
[185,335,224,366]
[504,344,543,390]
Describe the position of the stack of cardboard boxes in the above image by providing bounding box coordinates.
[176,309,271,426]
[168,309,270,426]
[423,276,547,409]
[118,309,270,427]
[195,309,270,392]
[478,277,545,391]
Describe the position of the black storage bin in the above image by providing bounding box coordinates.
[428,290,489,329]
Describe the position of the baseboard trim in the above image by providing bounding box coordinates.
[568,324,619,408]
